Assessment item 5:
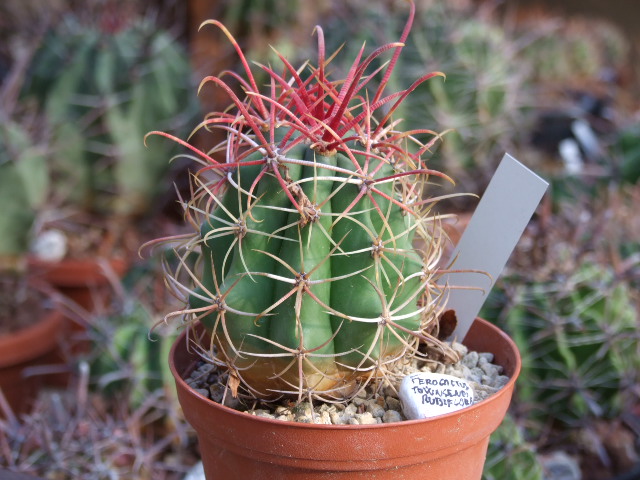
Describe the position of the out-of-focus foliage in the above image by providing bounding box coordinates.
[21,12,199,218]
[483,413,544,480]
[90,298,177,409]
[0,117,49,259]
[491,261,638,426]
[616,123,640,184]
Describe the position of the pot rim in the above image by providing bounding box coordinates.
[0,308,64,367]
[27,256,130,286]
[169,317,521,430]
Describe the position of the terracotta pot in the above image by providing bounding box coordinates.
[0,309,64,416]
[28,256,130,364]
[28,257,129,312]
[169,318,521,480]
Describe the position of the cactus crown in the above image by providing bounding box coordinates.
[149,2,458,404]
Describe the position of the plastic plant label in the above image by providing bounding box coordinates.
[399,372,474,420]
[439,153,548,341]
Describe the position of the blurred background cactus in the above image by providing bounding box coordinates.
[90,297,177,409]
[616,122,640,185]
[0,116,49,267]
[482,413,544,480]
[20,6,199,221]
[483,183,640,477]
[491,261,638,426]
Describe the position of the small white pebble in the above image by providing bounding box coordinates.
[462,351,479,369]
[480,361,498,377]
[470,367,484,384]
[352,396,366,406]
[320,411,332,424]
[494,375,510,389]
[451,342,468,357]
[473,384,498,402]
[31,229,67,261]
[253,410,276,420]
[443,364,457,376]
[385,397,401,411]
[478,352,494,363]
[355,412,377,425]
[367,402,386,418]
[383,410,403,423]
[194,388,209,398]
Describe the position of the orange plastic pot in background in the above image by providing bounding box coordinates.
[28,257,129,312]
[26,256,130,376]
[0,309,64,417]
[169,318,521,480]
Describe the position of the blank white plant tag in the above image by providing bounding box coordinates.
[439,154,548,341]
[399,372,474,419]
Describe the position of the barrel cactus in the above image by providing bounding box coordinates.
[149,2,456,402]
[488,261,639,427]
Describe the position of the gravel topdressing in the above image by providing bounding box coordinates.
[185,341,510,425]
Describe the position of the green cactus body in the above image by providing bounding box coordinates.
[268,150,337,392]
[487,262,640,428]
[152,3,452,401]
[0,121,49,259]
[188,140,430,398]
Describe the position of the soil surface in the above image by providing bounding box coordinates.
[186,341,510,424]
[0,274,50,336]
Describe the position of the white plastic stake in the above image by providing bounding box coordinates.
[439,153,548,341]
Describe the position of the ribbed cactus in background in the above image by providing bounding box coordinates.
[483,413,544,480]
[0,119,48,262]
[149,2,456,402]
[23,15,197,217]
[488,261,639,427]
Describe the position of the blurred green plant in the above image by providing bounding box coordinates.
[616,123,640,184]
[483,413,544,480]
[90,298,177,409]
[22,13,199,218]
[0,117,49,264]
[211,0,310,92]
[519,19,627,86]
[221,0,300,50]
[486,260,639,429]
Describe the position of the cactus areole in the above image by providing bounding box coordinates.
[148,2,456,403]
